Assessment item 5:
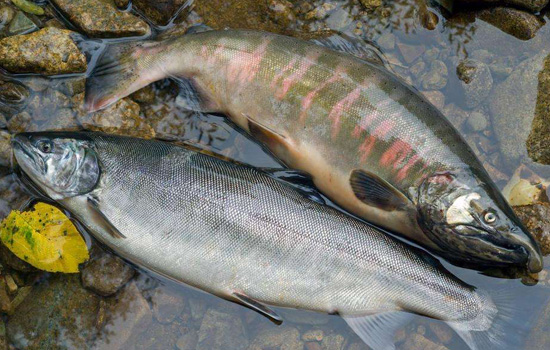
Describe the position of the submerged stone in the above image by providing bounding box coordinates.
[527,53,550,165]
[248,326,302,350]
[514,203,550,256]
[81,250,135,296]
[51,0,150,38]
[477,7,544,41]
[6,11,36,35]
[456,59,493,109]
[132,0,188,26]
[197,308,248,350]
[7,275,100,350]
[0,27,86,75]
[457,0,548,12]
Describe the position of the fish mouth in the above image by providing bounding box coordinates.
[434,223,542,272]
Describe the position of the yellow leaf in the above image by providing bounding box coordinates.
[0,203,89,273]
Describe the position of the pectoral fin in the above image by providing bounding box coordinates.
[233,292,282,324]
[87,195,126,239]
[350,169,411,211]
[247,118,292,158]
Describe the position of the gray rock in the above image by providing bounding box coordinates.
[456,59,493,108]
[197,309,248,350]
[489,52,548,165]
[7,275,100,350]
[527,53,550,165]
[325,8,352,31]
[470,49,494,64]
[0,131,10,168]
[81,250,135,296]
[151,287,186,324]
[467,111,488,131]
[420,60,448,90]
[248,326,303,350]
[176,332,199,350]
[94,282,153,349]
[51,0,151,38]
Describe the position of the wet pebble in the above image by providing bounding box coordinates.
[0,27,86,75]
[248,326,302,350]
[302,329,324,342]
[442,103,469,130]
[0,6,15,28]
[51,0,150,38]
[456,59,493,108]
[0,131,10,168]
[466,111,488,131]
[81,251,135,296]
[477,7,544,41]
[176,332,199,350]
[377,32,395,51]
[6,11,36,36]
[132,0,188,26]
[397,43,425,64]
[197,308,248,350]
[402,333,449,350]
[458,0,548,12]
[421,90,445,110]
[321,333,346,350]
[420,60,448,90]
[359,0,382,10]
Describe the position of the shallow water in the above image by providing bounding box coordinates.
[1,0,550,349]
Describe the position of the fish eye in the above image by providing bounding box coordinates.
[36,140,53,154]
[483,211,497,224]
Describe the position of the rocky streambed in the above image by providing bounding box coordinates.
[0,0,549,349]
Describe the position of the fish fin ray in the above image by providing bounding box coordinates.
[86,195,126,239]
[233,292,282,324]
[343,312,413,350]
[85,40,161,112]
[263,168,326,205]
[246,117,293,158]
[350,169,410,211]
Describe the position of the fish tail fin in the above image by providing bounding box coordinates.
[447,287,543,350]
[84,40,166,112]
[343,312,414,350]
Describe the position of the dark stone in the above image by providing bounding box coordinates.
[81,250,135,296]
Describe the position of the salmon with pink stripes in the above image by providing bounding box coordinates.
[84,29,543,272]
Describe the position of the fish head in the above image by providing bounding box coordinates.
[12,133,100,200]
[416,170,543,273]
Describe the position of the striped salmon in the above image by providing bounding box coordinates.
[84,30,543,272]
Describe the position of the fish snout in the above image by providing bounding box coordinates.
[509,226,543,273]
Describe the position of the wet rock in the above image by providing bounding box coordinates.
[419,8,439,31]
[132,0,187,26]
[7,275,100,350]
[325,8,353,31]
[442,103,468,130]
[377,32,395,51]
[8,108,79,133]
[420,60,448,90]
[81,251,135,296]
[0,6,15,28]
[176,332,198,350]
[151,287,186,324]
[305,342,322,350]
[0,27,86,75]
[248,326,302,350]
[347,343,369,350]
[0,113,6,129]
[78,97,155,138]
[466,111,488,131]
[10,0,44,16]
[0,131,10,168]
[490,56,515,80]
[94,281,153,349]
[197,308,248,350]
[0,81,29,109]
[7,11,36,36]
[114,0,130,8]
[410,60,427,79]
[527,53,550,165]
[489,51,548,165]
[51,0,151,38]
[360,0,382,9]
[321,334,346,350]
[0,243,34,272]
[428,323,453,344]
[131,85,156,104]
[456,59,493,108]
[397,43,425,64]
[477,7,544,41]
[188,297,208,322]
[514,203,550,255]
[460,0,548,14]
[302,330,324,342]
[402,333,449,350]
[421,90,445,110]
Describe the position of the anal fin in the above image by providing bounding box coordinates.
[344,312,413,350]
[233,292,282,324]
[350,169,411,211]
[87,195,126,239]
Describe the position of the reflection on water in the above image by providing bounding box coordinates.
[1,0,550,349]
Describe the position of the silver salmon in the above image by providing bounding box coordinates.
[84,30,542,272]
[13,132,514,350]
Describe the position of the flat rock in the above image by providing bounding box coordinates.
[456,59,493,109]
[527,53,550,165]
[93,282,153,349]
[51,0,150,38]
[7,275,100,350]
[0,27,86,75]
[489,51,548,165]
[197,308,248,350]
[81,250,135,296]
[132,0,188,26]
